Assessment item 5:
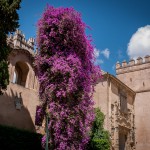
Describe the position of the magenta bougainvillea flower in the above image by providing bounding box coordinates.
[35,5,101,150]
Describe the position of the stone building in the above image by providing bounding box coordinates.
[1,30,150,150]
[116,57,150,150]
[94,71,135,150]
[0,30,39,132]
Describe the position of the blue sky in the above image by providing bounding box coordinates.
[18,0,150,75]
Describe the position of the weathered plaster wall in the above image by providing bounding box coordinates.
[93,76,135,150]
[0,47,39,132]
[133,92,150,150]
[93,79,109,130]
[116,57,150,150]
[0,83,39,132]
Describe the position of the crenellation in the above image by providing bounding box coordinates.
[7,29,35,54]
[122,60,127,67]
[144,55,150,63]
[15,29,22,35]
[28,38,34,47]
[129,59,135,66]
[137,57,143,64]
[9,33,13,39]
[116,61,121,69]
[116,56,150,75]
[7,33,14,47]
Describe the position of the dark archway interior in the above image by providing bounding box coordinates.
[14,61,29,87]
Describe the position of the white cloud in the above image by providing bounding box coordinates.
[127,25,150,59]
[94,47,110,65]
[112,64,115,70]
[96,59,104,64]
[94,48,100,58]
[101,48,110,59]
[94,48,103,65]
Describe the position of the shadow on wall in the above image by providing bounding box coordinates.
[0,87,36,132]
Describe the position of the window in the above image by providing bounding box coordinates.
[120,93,127,113]
[12,61,29,87]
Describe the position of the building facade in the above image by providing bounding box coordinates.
[0,30,39,132]
[1,30,150,150]
[94,72,135,150]
[116,57,150,150]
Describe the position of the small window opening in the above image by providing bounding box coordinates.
[12,61,29,87]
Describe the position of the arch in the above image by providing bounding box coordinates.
[12,61,29,87]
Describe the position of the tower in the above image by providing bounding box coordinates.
[116,56,150,150]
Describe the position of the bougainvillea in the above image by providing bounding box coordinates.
[35,6,101,150]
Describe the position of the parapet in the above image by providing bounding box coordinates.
[116,55,150,74]
[122,60,127,67]
[145,55,150,62]
[7,29,35,55]
[137,57,143,64]
[116,61,121,69]
[129,59,135,66]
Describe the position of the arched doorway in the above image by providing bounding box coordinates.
[12,61,29,87]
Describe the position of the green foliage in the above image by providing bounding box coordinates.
[91,138,110,150]
[0,0,21,94]
[88,108,111,150]
[0,124,43,150]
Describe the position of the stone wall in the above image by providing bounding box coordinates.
[0,83,39,132]
[94,74,135,150]
[116,56,150,150]
[0,30,39,132]
[94,78,109,130]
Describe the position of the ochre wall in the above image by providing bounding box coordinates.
[0,49,39,132]
[93,75,135,150]
[134,92,150,150]
[0,83,39,132]
[117,58,150,150]
[93,78,109,130]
